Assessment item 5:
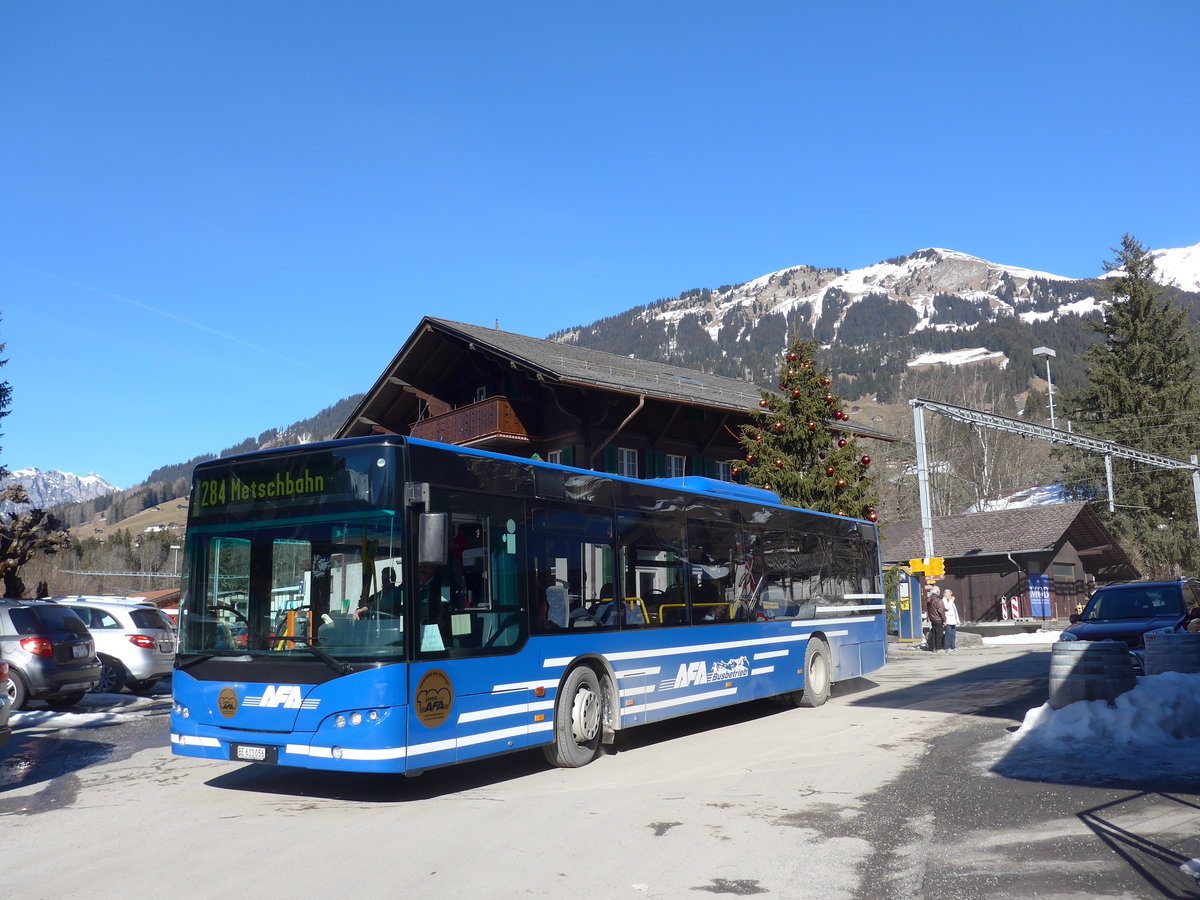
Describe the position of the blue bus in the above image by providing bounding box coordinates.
[171,436,886,772]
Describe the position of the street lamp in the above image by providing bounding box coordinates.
[1032,346,1057,429]
[170,544,181,575]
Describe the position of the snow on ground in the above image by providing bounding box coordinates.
[907,347,1008,368]
[990,670,1200,882]
[969,484,1066,513]
[8,692,155,733]
[981,630,1063,645]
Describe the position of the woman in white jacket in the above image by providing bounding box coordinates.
[943,590,961,652]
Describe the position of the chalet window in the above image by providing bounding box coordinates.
[546,450,562,465]
[473,385,487,403]
[666,454,686,479]
[1052,563,1074,579]
[617,447,638,478]
[714,461,732,482]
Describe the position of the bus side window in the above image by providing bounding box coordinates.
[617,509,686,627]
[530,507,615,632]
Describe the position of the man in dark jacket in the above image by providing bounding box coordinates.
[925,584,946,653]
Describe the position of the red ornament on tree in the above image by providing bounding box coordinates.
[860,455,872,467]
[824,394,835,404]
[787,352,797,362]
[774,459,783,469]
[754,434,763,442]
[821,377,831,387]
[837,438,848,448]
[836,509,845,516]
[791,388,801,398]
[836,478,847,489]
[746,454,755,463]
[759,398,768,408]
[867,509,878,522]
[807,421,817,431]
[825,466,836,476]
[774,421,784,431]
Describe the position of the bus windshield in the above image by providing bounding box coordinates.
[179,514,405,662]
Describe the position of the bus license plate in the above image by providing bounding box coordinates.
[230,743,278,764]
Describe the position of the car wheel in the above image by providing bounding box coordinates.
[125,678,159,695]
[93,654,127,694]
[6,674,24,712]
[46,691,87,710]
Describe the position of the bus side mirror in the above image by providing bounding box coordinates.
[419,513,449,566]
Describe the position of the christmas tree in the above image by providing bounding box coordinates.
[732,335,879,521]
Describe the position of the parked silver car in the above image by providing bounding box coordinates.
[0,660,13,746]
[53,597,177,694]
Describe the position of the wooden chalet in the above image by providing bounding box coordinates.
[336,317,897,480]
[880,502,1139,623]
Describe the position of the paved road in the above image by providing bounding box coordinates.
[4,645,1198,899]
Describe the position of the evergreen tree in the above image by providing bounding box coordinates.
[732,336,879,520]
[1061,234,1200,576]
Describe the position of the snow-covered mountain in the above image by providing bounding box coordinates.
[1150,242,1200,293]
[0,467,119,513]
[553,243,1200,401]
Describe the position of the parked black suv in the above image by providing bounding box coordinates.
[0,599,102,709]
[1060,579,1198,674]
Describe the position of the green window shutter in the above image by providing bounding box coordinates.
[603,445,618,474]
[561,445,574,467]
[647,449,665,478]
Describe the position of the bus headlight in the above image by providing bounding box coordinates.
[335,715,347,728]
[173,702,190,719]
[350,712,363,726]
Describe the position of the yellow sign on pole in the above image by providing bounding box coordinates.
[909,557,945,577]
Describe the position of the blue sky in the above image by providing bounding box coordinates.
[2,1,1198,489]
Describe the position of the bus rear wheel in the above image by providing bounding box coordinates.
[544,666,602,768]
[796,638,831,708]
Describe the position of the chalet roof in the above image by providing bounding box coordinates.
[338,317,898,442]
[880,502,1139,579]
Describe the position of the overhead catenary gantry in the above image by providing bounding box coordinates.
[909,397,1200,559]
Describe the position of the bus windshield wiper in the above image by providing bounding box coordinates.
[301,643,356,675]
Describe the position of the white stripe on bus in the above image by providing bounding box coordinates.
[457,699,554,724]
[621,686,738,716]
[753,649,790,660]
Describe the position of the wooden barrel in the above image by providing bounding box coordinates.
[1144,631,1200,675]
[1048,640,1136,710]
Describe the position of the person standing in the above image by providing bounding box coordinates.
[943,589,961,652]
[925,583,946,653]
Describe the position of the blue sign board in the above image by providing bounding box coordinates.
[1028,573,1051,618]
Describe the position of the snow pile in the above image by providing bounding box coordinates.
[1014,672,1200,747]
[992,671,1200,788]
[981,630,1063,645]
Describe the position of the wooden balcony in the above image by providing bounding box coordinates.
[410,396,542,448]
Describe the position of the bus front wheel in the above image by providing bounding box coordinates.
[544,666,602,768]
[797,639,831,708]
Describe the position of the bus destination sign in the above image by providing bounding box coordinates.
[191,448,393,519]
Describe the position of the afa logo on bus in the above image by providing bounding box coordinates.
[666,655,750,690]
